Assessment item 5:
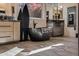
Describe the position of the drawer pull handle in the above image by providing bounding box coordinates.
[0,26,11,27]
[0,36,11,38]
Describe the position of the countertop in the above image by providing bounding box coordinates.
[0,20,20,22]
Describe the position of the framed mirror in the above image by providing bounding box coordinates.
[67,6,76,27]
[27,3,43,19]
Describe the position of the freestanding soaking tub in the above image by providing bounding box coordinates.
[29,27,50,41]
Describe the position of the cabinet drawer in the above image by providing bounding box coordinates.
[0,32,13,44]
[0,37,13,44]
[0,22,13,31]
[0,32,13,37]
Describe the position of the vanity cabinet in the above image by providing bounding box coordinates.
[52,21,64,36]
[48,20,64,37]
[0,21,20,44]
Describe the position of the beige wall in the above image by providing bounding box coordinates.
[0,3,12,16]
[0,3,20,20]
[29,19,47,28]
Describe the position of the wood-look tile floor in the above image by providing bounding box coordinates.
[0,37,78,56]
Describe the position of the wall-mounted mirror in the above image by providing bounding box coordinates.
[27,3,43,19]
[67,6,76,28]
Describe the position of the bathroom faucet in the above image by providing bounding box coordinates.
[33,20,37,28]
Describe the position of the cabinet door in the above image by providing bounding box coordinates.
[53,22,64,36]
[13,22,20,41]
[0,32,13,44]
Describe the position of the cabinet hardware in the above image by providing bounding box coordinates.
[0,36,11,38]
